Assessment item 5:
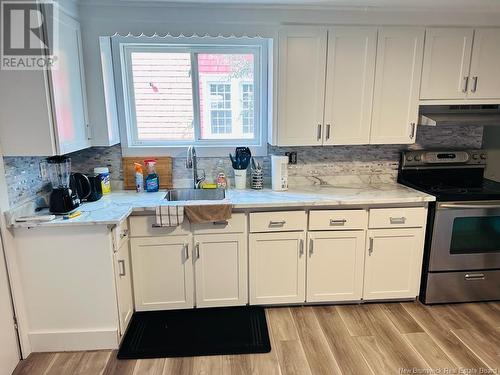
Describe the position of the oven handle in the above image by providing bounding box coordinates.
[439,202,500,209]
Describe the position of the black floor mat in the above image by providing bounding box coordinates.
[117,306,271,359]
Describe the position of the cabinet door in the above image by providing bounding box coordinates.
[113,240,133,336]
[194,234,247,308]
[249,232,306,304]
[306,231,365,302]
[363,228,424,301]
[468,28,500,99]
[323,27,376,145]
[130,236,194,311]
[370,28,424,145]
[420,28,474,100]
[277,27,327,146]
[49,11,90,154]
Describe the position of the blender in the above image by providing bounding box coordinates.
[46,156,80,214]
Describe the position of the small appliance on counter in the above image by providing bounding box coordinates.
[271,155,288,191]
[71,173,103,202]
[398,149,500,304]
[46,156,81,214]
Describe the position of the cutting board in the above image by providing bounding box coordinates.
[123,157,173,190]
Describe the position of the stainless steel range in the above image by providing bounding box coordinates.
[398,149,500,304]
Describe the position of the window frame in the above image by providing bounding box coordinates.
[112,36,269,157]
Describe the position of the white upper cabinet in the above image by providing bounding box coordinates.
[277,26,327,146]
[420,28,500,101]
[0,9,90,156]
[323,27,377,145]
[50,12,90,155]
[420,28,474,100]
[468,29,500,99]
[370,27,424,145]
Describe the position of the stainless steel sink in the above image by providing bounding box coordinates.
[165,188,225,201]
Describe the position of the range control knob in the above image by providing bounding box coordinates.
[406,156,413,162]
[480,153,487,160]
[414,155,422,162]
[472,154,479,160]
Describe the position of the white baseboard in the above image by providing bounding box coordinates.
[29,329,119,352]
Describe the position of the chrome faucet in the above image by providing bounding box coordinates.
[186,146,205,189]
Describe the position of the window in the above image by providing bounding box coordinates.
[114,37,269,156]
[241,83,254,134]
[209,83,232,135]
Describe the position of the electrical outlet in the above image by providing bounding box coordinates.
[285,151,297,165]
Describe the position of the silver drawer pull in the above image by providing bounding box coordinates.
[309,238,314,256]
[183,243,189,260]
[269,220,286,227]
[330,219,347,225]
[465,273,485,281]
[389,217,406,224]
[195,242,200,260]
[368,237,374,256]
[299,239,304,257]
[118,260,126,277]
[213,220,229,226]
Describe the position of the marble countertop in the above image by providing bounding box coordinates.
[9,183,435,228]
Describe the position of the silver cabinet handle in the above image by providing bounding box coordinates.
[330,219,347,226]
[325,124,331,141]
[471,76,478,93]
[462,76,469,93]
[309,238,313,256]
[465,273,485,281]
[213,220,229,226]
[118,260,126,277]
[368,237,374,256]
[269,220,286,227]
[299,239,304,257]
[409,123,416,140]
[390,217,406,224]
[183,243,189,260]
[195,242,200,260]
[317,124,322,141]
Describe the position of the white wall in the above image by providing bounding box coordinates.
[78,1,500,147]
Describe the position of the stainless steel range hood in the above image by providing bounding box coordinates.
[419,105,500,126]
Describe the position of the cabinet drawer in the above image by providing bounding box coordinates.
[129,215,190,237]
[369,207,426,229]
[112,219,129,252]
[192,213,246,234]
[309,210,367,231]
[250,211,306,233]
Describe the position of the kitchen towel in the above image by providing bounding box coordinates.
[155,205,184,227]
[184,204,232,224]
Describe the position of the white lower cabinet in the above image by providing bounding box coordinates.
[306,231,366,302]
[193,233,247,308]
[363,228,425,300]
[130,235,194,311]
[113,240,134,336]
[249,232,306,305]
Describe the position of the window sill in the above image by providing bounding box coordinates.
[121,144,268,158]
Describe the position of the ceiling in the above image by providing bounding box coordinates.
[78,0,500,11]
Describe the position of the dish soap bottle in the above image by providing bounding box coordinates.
[134,163,144,192]
[144,159,159,192]
[215,159,228,189]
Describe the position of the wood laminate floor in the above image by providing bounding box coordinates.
[13,301,500,375]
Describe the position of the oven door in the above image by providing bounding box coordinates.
[429,201,500,271]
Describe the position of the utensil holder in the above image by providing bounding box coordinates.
[251,168,264,190]
[234,169,247,190]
